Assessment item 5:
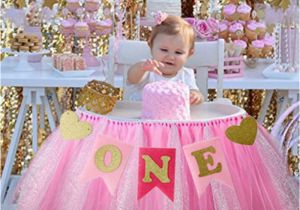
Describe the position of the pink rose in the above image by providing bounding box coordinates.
[195,20,212,39]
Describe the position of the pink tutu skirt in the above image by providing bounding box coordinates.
[14,109,299,210]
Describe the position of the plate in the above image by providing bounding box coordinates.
[52,67,96,77]
[1,48,50,55]
[262,63,299,80]
[81,101,246,123]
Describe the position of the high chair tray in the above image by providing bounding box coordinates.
[98,101,246,122]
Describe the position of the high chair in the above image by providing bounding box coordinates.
[107,36,225,100]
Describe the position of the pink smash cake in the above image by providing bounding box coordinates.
[142,81,190,120]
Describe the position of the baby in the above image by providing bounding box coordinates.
[127,15,204,105]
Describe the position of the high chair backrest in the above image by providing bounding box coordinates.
[108,36,225,100]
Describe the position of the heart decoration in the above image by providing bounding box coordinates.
[60,110,92,140]
[225,117,257,145]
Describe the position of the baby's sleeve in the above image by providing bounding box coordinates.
[184,68,199,90]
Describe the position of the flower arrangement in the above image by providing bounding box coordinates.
[185,17,219,41]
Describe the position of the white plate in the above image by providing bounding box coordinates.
[262,63,299,80]
[81,101,246,123]
[52,66,96,77]
[1,48,50,55]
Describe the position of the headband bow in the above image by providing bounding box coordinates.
[153,11,168,25]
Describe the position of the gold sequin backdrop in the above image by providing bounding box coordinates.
[1,0,297,176]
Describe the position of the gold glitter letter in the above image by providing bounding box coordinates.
[142,155,171,183]
[191,146,222,177]
[95,144,122,173]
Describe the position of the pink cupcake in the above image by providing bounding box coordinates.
[237,3,251,21]
[256,22,266,39]
[84,0,100,12]
[218,22,229,41]
[74,21,90,37]
[248,40,264,57]
[262,35,274,57]
[223,4,237,21]
[245,21,258,41]
[66,0,80,12]
[233,39,247,54]
[229,22,244,40]
[95,19,113,35]
[60,19,75,36]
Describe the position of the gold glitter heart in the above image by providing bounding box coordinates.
[225,117,257,145]
[60,110,92,140]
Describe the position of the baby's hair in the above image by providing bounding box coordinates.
[148,15,195,51]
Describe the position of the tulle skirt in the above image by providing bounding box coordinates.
[14,109,299,210]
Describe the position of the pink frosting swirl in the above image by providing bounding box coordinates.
[219,22,228,32]
[263,36,275,46]
[256,22,266,29]
[251,40,264,48]
[223,4,236,15]
[234,40,247,49]
[247,22,258,31]
[229,22,243,32]
[237,3,251,14]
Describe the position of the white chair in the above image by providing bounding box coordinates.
[107,36,225,100]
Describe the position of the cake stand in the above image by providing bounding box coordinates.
[2,48,50,71]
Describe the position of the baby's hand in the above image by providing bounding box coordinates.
[141,59,164,75]
[190,90,204,105]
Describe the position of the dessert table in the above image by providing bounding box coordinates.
[0,56,108,203]
[208,60,299,123]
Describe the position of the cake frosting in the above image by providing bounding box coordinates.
[251,40,264,48]
[233,39,247,49]
[223,4,236,15]
[237,3,251,14]
[229,22,243,32]
[263,35,275,46]
[142,81,190,120]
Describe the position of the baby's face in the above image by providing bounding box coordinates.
[151,33,192,77]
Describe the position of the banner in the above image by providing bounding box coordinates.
[183,138,233,197]
[80,135,133,195]
[138,148,176,201]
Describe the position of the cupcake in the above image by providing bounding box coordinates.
[95,19,113,35]
[233,39,247,54]
[66,0,80,12]
[85,18,97,33]
[60,19,75,36]
[237,3,251,21]
[218,22,229,41]
[262,35,274,57]
[229,22,244,40]
[84,0,100,12]
[223,4,237,21]
[74,21,90,37]
[245,21,258,41]
[256,22,266,39]
[248,40,264,57]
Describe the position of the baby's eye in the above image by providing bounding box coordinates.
[176,51,184,55]
[160,48,168,52]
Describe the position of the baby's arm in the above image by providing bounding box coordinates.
[190,89,204,105]
[127,59,164,84]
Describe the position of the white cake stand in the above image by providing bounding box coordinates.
[2,48,50,71]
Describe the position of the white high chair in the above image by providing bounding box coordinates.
[107,36,225,100]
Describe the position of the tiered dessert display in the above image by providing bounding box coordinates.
[60,0,113,68]
[262,4,299,79]
[220,1,274,59]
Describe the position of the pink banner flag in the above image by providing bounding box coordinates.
[183,138,233,197]
[138,148,176,201]
[80,135,133,195]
